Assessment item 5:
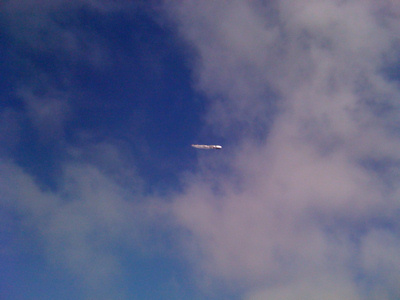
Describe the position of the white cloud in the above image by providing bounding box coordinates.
[0,154,157,298]
[165,0,400,298]
[2,1,400,298]
[246,274,361,300]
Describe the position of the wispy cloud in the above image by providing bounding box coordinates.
[16,87,71,138]
[1,0,122,62]
[166,0,400,298]
[1,0,400,299]
[0,154,156,298]
[0,2,174,297]
[1,1,108,143]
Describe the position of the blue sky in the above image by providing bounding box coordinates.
[1,1,400,299]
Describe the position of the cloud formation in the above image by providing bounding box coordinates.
[0,153,145,298]
[0,2,180,298]
[1,0,400,299]
[166,0,400,298]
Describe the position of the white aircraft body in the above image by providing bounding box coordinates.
[192,144,222,150]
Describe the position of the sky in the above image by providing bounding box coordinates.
[1,0,400,299]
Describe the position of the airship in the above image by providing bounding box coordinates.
[192,144,222,150]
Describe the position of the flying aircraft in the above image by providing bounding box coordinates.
[191,144,222,150]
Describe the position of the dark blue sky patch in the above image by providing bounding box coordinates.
[1,5,205,191]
